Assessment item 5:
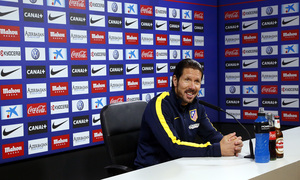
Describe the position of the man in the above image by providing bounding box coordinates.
[134,59,243,168]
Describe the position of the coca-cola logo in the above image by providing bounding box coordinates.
[225,48,240,57]
[140,5,153,16]
[69,0,86,10]
[261,85,278,94]
[70,49,87,60]
[194,50,204,59]
[27,103,47,117]
[225,10,239,20]
[194,11,204,20]
[110,96,124,104]
[141,49,154,59]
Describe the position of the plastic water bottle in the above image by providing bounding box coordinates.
[254,107,270,163]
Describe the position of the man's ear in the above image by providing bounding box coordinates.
[172,75,177,87]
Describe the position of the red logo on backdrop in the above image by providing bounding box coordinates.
[50,82,69,96]
[281,70,299,81]
[281,111,299,122]
[125,33,139,45]
[0,25,20,41]
[141,49,154,59]
[225,48,240,57]
[27,103,47,117]
[243,72,258,81]
[2,142,24,159]
[156,77,168,88]
[92,129,104,143]
[194,50,204,59]
[225,10,239,20]
[69,0,86,9]
[110,96,124,104]
[182,35,193,46]
[243,110,258,120]
[91,80,107,93]
[242,33,258,44]
[140,5,153,16]
[261,85,278,94]
[90,31,105,44]
[126,78,139,90]
[281,29,299,41]
[71,48,88,60]
[1,84,22,100]
[52,135,70,150]
[194,11,204,20]
[156,34,168,46]
[48,29,67,43]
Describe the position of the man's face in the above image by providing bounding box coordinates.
[173,68,202,106]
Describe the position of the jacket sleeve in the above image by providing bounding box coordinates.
[145,92,222,158]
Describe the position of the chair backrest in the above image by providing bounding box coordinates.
[100,100,147,168]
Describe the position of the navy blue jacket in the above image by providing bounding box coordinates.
[134,90,223,168]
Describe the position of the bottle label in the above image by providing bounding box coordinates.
[254,122,269,133]
[269,131,276,140]
[276,138,284,154]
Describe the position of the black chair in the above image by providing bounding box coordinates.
[100,100,147,177]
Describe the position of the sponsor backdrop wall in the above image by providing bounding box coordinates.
[219,0,300,126]
[0,0,218,163]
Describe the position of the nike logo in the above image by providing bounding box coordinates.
[282,59,298,66]
[242,22,256,29]
[126,20,137,26]
[48,14,64,21]
[156,23,166,28]
[1,68,20,77]
[0,10,17,17]
[282,100,298,106]
[92,67,105,74]
[182,24,191,30]
[243,100,256,105]
[243,61,256,67]
[51,67,66,75]
[157,65,166,71]
[126,66,137,72]
[93,117,100,124]
[3,126,22,136]
[282,17,298,25]
[52,120,68,129]
[90,17,104,24]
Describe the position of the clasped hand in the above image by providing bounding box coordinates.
[220,132,243,157]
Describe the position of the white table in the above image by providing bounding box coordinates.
[103,127,300,180]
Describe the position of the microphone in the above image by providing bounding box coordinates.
[198,100,255,159]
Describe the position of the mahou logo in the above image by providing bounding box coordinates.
[261,85,278,94]
[281,29,299,41]
[71,48,87,60]
[125,33,139,45]
[0,25,20,41]
[50,82,68,96]
[92,129,104,142]
[27,103,47,117]
[225,10,239,20]
[225,48,240,57]
[110,95,124,104]
[182,35,193,46]
[91,80,107,93]
[141,49,154,59]
[52,134,70,150]
[126,78,139,90]
[2,142,24,159]
[282,111,299,122]
[243,72,258,81]
[242,33,258,44]
[140,5,153,16]
[156,34,167,45]
[281,70,299,81]
[90,31,105,44]
[194,11,204,20]
[194,50,204,59]
[243,110,258,120]
[48,29,67,43]
[157,77,168,88]
[69,0,86,9]
[1,84,23,100]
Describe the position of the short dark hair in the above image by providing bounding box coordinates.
[172,59,204,90]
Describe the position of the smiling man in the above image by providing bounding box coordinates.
[134,59,243,168]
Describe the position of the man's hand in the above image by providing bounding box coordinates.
[220,132,243,156]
